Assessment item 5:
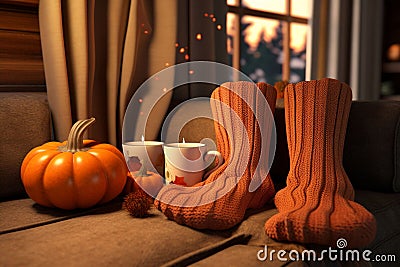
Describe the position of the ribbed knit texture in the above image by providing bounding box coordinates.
[265,78,377,248]
[154,81,276,230]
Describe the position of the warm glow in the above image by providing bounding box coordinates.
[242,0,286,14]
[226,13,238,55]
[387,44,400,61]
[240,0,309,17]
[227,0,309,53]
[291,23,307,52]
[292,0,309,18]
[227,0,239,6]
[196,33,202,40]
[242,16,280,51]
[182,137,186,143]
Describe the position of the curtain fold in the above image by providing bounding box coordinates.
[39,0,72,140]
[168,0,228,109]
[307,0,383,100]
[104,0,130,145]
[39,0,177,146]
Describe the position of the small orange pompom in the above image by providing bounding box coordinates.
[274,80,289,99]
[123,190,151,218]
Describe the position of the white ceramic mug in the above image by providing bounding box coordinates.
[123,141,164,175]
[163,142,223,186]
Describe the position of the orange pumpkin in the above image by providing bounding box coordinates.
[20,118,127,210]
[128,165,164,197]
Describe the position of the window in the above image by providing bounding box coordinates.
[227,0,309,84]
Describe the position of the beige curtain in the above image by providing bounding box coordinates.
[39,0,177,146]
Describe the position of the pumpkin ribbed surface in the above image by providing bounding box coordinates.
[20,118,127,209]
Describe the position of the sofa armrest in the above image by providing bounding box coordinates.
[0,92,52,200]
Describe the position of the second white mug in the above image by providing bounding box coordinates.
[163,142,223,186]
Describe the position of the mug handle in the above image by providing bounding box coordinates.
[203,150,224,179]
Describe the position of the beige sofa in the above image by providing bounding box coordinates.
[1,92,399,266]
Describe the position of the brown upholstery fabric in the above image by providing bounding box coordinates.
[161,234,251,267]
[2,194,395,266]
[344,101,400,192]
[0,93,51,199]
[0,204,232,266]
[191,245,308,267]
[179,117,216,144]
[0,198,121,235]
[355,189,400,263]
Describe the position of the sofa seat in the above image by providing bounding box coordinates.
[0,197,233,266]
[0,198,308,266]
[1,188,399,266]
[0,197,305,266]
[355,190,400,259]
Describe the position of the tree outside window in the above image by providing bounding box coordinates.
[227,0,309,84]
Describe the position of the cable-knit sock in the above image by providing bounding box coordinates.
[264,78,376,248]
[154,81,276,230]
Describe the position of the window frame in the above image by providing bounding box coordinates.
[227,0,309,81]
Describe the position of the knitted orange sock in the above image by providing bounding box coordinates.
[265,78,376,248]
[154,81,276,230]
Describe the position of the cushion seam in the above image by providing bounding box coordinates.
[0,211,93,235]
[160,234,252,267]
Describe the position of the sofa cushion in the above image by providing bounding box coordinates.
[161,235,252,266]
[0,198,121,235]
[344,101,400,192]
[0,201,234,266]
[0,93,51,200]
[190,245,307,267]
[162,97,216,144]
[355,190,400,262]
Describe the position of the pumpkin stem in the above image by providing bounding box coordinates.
[137,164,150,177]
[65,118,96,153]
